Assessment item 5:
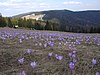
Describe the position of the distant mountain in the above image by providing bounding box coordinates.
[12,10,100,27]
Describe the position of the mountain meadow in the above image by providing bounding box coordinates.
[0,10,100,75]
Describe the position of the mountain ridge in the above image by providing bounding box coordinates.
[12,10,100,27]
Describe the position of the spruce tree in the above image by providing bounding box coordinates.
[8,17,13,27]
[45,21,52,30]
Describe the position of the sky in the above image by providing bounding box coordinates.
[0,0,100,16]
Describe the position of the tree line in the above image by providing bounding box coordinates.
[60,25,100,33]
[0,15,100,33]
[0,16,60,31]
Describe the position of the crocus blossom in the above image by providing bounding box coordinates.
[92,58,97,65]
[18,58,24,64]
[48,52,53,57]
[26,49,32,54]
[73,50,76,54]
[58,55,63,60]
[96,72,100,75]
[19,70,26,75]
[30,61,37,68]
[68,53,72,57]
[69,62,75,70]
[19,39,22,43]
[44,43,47,48]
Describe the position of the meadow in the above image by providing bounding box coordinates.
[0,28,100,75]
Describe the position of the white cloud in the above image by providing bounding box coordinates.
[63,1,81,5]
[9,0,30,3]
[39,3,49,8]
[0,2,9,6]
[0,0,50,9]
[0,0,37,9]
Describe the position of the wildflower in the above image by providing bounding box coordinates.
[96,72,100,75]
[59,42,61,45]
[73,50,76,54]
[26,49,32,54]
[19,70,26,75]
[92,58,97,65]
[19,39,22,43]
[20,35,24,39]
[4,37,6,40]
[68,53,72,57]
[48,52,53,57]
[69,62,75,70]
[58,55,63,60]
[18,58,24,64]
[48,42,54,47]
[55,54,58,60]
[44,43,47,48]
[72,54,76,58]
[55,54,63,60]
[30,61,37,68]
[73,59,77,63]
[39,43,42,46]
[97,43,100,46]
[25,37,28,40]
[55,54,58,57]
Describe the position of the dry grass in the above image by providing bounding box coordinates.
[0,28,100,75]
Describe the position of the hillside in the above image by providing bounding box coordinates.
[21,13,45,21]
[12,10,100,27]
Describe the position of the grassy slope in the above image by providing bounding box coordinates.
[0,28,100,75]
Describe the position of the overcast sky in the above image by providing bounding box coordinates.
[0,0,100,16]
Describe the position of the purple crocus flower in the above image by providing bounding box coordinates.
[59,42,61,45]
[39,43,42,46]
[55,56,58,60]
[97,43,100,46]
[55,54,59,60]
[96,72,100,75]
[68,53,72,57]
[72,54,76,58]
[58,55,63,60]
[55,54,63,60]
[48,52,53,57]
[30,61,37,68]
[26,49,32,54]
[20,35,24,39]
[73,59,77,63]
[92,58,97,65]
[2,37,6,40]
[25,37,29,40]
[48,42,54,47]
[19,39,22,43]
[73,50,76,54]
[69,62,75,70]
[18,58,24,64]
[19,70,26,75]
[44,43,47,48]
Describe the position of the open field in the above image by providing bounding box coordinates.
[0,28,100,75]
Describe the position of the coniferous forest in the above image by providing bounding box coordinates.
[0,13,100,33]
